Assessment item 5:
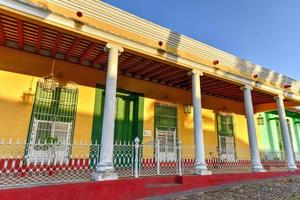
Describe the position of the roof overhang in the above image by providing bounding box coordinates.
[0,0,300,106]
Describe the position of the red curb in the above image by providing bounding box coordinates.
[1,171,300,200]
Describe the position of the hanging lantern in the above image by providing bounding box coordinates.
[41,59,58,91]
[257,114,264,125]
[184,104,192,114]
[22,88,35,104]
[42,74,58,91]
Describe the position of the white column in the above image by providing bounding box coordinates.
[191,70,211,175]
[241,85,266,172]
[275,95,297,170]
[92,43,124,181]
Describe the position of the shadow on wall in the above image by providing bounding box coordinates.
[164,31,181,63]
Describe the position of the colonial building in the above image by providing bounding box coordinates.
[1,0,300,194]
[258,109,300,161]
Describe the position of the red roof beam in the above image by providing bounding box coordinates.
[91,51,106,67]
[124,60,153,74]
[65,38,80,61]
[143,67,170,79]
[155,70,182,81]
[119,56,140,71]
[173,77,192,86]
[35,26,43,53]
[51,32,63,56]
[134,64,159,77]
[79,43,96,64]
[17,20,24,49]
[0,16,5,45]
[165,73,189,83]
[202,87,240,94]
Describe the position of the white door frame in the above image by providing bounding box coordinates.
[156,128,177,162]
[219,135,236,161]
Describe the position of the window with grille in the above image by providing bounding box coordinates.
[154,103,177,132]
[26,81,78,162]
[217,114,234,136]
[154,103,178,162]
[217,113,235,160]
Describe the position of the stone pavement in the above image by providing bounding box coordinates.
[146,175,300,200]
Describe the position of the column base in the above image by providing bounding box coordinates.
[92,169,118,181]
[195,169,212,175]
[195,165,212,175]
[288,164,298,171]
[252,165,267,172]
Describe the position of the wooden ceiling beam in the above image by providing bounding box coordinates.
[119,56,138,70]
[51,32,62,57]
[177,81,192,88]
[165,72,189,84]
[201,81,234,89]
[134,64,160,77]
[172,76,191,85]
[0,16,5,45]
[141,64,168,78]
[200,78,221,85]
[17,20,23,49]
[155,70,182,81]
[65,38,80,61]
[79,43,96,64]
[203,84,239,92]
[124,59,153,74]
[91,51,106,67]
[35,26,43,53]
[202,88,241,96]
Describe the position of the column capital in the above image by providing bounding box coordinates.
[240,85,253,91]
[274,94,285,100]
[188,69,203,76]
[104,43,124,54]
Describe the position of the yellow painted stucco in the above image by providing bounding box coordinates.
[0,45,268,160]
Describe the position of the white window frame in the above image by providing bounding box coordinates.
[27,118,72,163]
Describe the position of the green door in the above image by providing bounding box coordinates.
[114,94,136,142]
[91,86,144,144]
[91,86,144,168]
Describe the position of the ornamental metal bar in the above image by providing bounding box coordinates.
[177,141,182,176]
[134,137,140,178]
[156,139,160,175]
[0,138,291,189]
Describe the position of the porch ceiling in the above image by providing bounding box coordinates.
[0,13,277,105]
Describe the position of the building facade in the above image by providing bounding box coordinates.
[259,109,300,161]
[0,0,300,188]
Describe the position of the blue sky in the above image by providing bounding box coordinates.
[104,0,300,80]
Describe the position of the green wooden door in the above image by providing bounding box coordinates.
[275,120,284,152]
[114,94,136,142]
[91,86,144,144]
[91,87,144,168]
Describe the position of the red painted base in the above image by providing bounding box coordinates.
[1,171,300,200]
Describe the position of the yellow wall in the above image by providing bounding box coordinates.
[0,46,258,159]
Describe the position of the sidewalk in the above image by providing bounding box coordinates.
[147,175,300,200]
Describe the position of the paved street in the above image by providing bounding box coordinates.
[150,175,300,200]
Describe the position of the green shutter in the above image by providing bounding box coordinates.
[154,104,177,132]
[91,85,144,144]
[217,114,234,136]
[91,87,104,144]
